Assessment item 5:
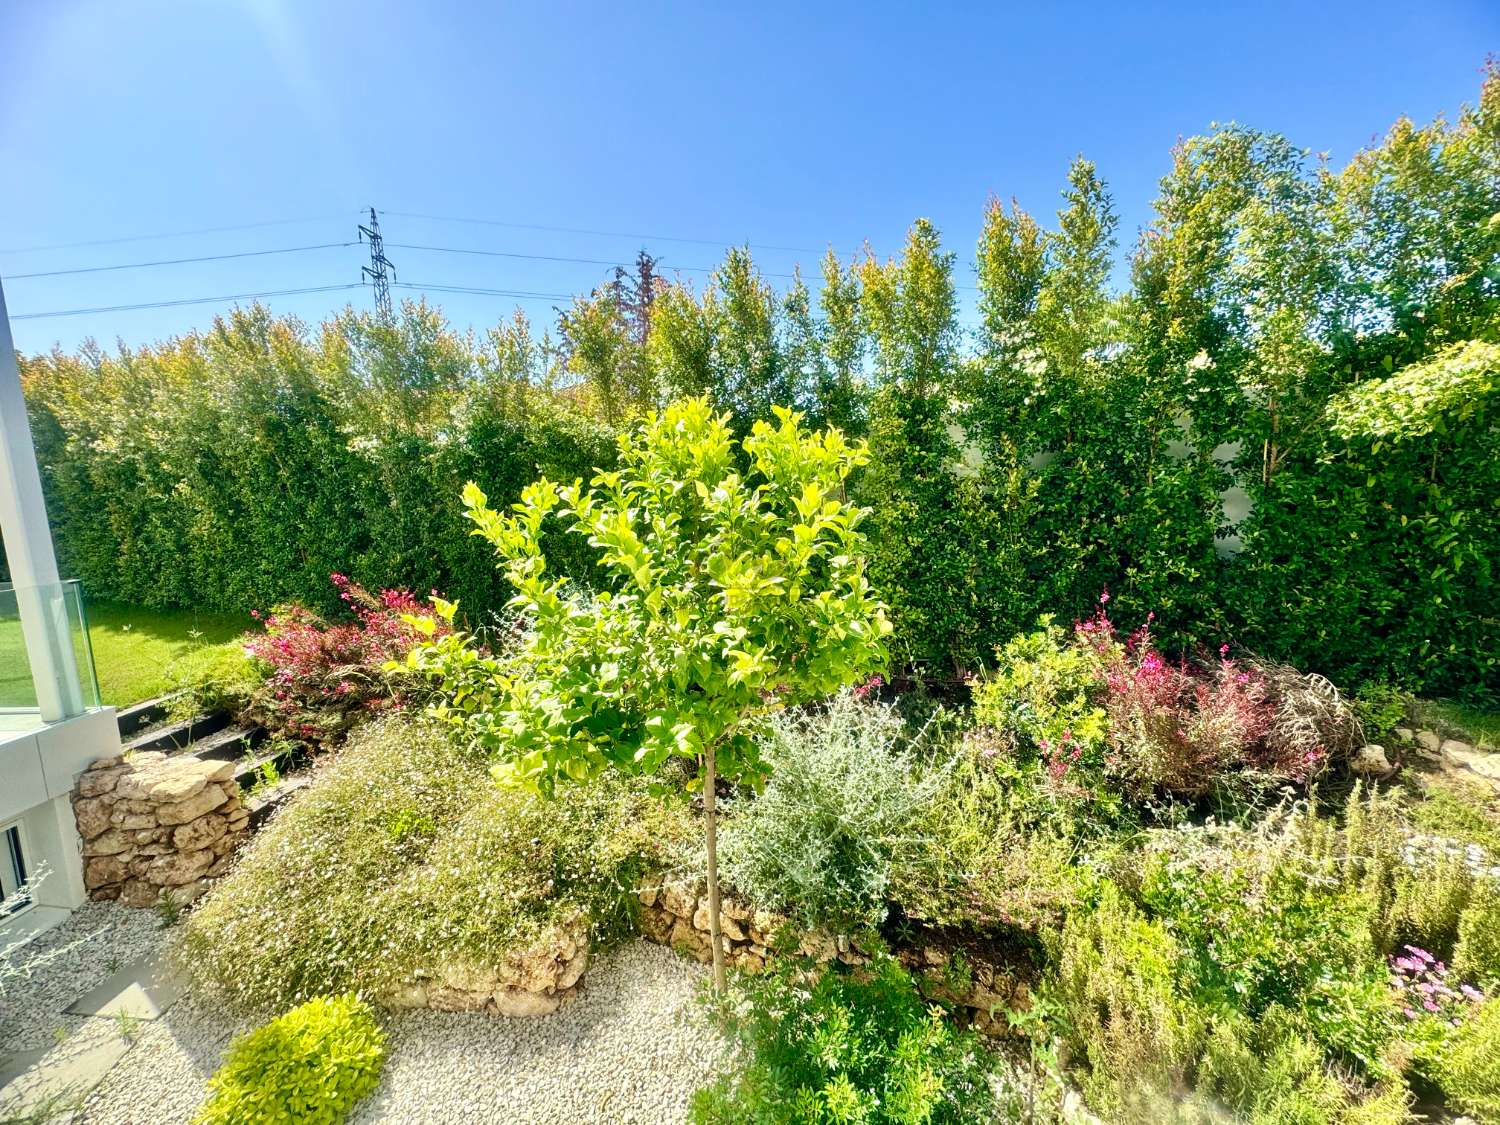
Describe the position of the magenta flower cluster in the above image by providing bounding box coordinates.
[1389,945,1484,1025]
[242,573,448,745]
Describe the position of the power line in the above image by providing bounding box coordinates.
[381,209,821,255]
[11,284,364,320]
[389,242,640,269]
[0,214,353,257]
[394,282,573,301]
[4,242,357,281]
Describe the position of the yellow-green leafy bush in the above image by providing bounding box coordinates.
[195,994,383,1125]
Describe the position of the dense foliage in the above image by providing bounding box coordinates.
[194,994,384,1125]
[24,68,1500,695]
[22,303,612,617]
[718,689,941,931]
[692,954,1012,1125]
[404,396,890,987]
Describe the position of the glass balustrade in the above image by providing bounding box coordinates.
[0,579,102,723]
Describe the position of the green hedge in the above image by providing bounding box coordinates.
[22,303,612,620]
[21,67,1500,697]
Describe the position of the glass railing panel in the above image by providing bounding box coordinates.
[0,579,102,715]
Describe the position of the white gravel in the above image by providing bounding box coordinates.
[80,941,725,1125]
[1,902,166,1054]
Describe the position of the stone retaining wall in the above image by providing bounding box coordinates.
[72,752,250,908]
[637,879,1032,1037]
[382,919,591,1017]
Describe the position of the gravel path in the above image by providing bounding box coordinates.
[80,940,724,1124]
[1,902,165,1054]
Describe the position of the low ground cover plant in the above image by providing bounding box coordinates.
[181,714,695,1010]
[692,953,1016,1125]
[195,994,384,1125]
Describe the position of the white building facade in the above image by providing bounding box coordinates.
[0,276,120,942]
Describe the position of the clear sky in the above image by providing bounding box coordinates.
[2,0,1495,355]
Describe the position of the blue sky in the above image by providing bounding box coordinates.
[2,0,1495,355]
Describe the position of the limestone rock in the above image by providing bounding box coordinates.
[144,847,213,886]
[1392,727,1414,744]
[1415,730,1442,753]
[173,813,229,851]
[82,828,134,857]
[119,880,160,908]
[1442,738,1478,764]
[85,855,130,886]
[74,796,113,840]
[491,988,569,1017]
[637,884,660,908]
[693,901,747,942]
[661,880,697,919]
[1350,744,1396,779]
[156,783,228,826]
[78,765,128,799]
[1465,753,1500,782]
[111,812,158,831]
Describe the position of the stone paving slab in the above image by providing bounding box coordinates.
[64,952,185,1020]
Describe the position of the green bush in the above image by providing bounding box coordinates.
[718,690,938,932]
[1047,882,1207,1119]
[180,714,695,1010]
[1430,999,1500,1121]
[1352,682,1412,742]
[195,994,384,1125]
[971,616,1111,764]
[1454,880,1500,988]
[889,731,1084,929]
[692,953,1012,1125]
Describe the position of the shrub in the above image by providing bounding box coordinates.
[971,615,1111,769]
[1454,880,1500,988]
[1255,662,1365,773]
[691,953,1011,1125]
[242,574,448,746]
[1097,617,1275,800]
[719,690,940,932]
[406,398,890,989]
[889,730,1084,929]
[195,994,383,1125]
[180,715,695,1010]
[1429,999,1500,1121]
[1352,682,1412,742]
[1046,881,1206,1118]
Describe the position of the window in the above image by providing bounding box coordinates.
[0,821,32,918]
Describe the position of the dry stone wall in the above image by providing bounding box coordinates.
[72,752,250,908]
[382,918,591,1017]
[637,879,1033,1038]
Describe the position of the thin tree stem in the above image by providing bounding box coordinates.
[703,743,727,993]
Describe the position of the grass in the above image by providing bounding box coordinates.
[1413,699,1500,750]
[0,600,251,709]
[85,602,251,707]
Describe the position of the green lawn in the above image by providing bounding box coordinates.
[85,601,252,707]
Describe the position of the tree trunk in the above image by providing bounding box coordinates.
[703,743,727,992]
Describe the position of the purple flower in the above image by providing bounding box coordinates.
[1405,945,1435,964]
[1423,999,1441,1013]
[1461,984,1485,1002]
